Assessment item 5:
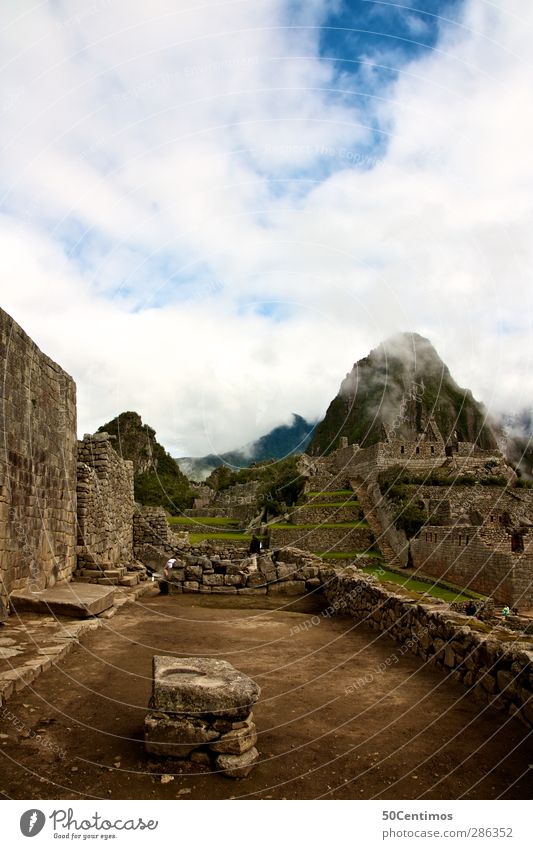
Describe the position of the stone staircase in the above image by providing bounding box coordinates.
[74,563,146,588]
[350,478,408,567]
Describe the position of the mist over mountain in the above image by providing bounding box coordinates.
[495,408,533,480]
[177,414,316,481]
[307,332,498,456]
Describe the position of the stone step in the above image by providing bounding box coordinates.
[10,583,115,618]
[119,574,140,587]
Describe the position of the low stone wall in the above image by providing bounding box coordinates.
[161,550,322,596]
[289,504,361,524]
[77,433,134,569]
[322,567,533,729]
[270,525,373,553]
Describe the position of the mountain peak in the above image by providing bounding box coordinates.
[308,334,497,455]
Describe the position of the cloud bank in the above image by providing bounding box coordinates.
[1,0,532,455]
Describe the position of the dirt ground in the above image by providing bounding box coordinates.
[0,592,531,800]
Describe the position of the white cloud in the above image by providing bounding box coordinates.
[1,0,533,456]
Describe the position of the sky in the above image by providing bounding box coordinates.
[1,0,532,457]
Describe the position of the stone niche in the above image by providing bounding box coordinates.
[145,656,261,778]
[0,307,77,613]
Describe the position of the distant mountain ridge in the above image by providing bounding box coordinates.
[307,333,498,456]
[177,414,316,480]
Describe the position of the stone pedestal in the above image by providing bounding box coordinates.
[144,656,260,778]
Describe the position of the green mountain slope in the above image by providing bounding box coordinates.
[97,411,192,513]
[177,413,316,480]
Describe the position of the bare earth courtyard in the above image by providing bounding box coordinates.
[0,593,531,801]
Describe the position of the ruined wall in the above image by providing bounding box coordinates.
[77,433,134,570]
[0,307,77,611]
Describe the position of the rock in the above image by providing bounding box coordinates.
[160,774,174,784]
[144,712,219,758]
[268,580,306,596]
[189,750,211,765]
[215,746,259,779]
[210,718,257,755]
[150,656,261,719]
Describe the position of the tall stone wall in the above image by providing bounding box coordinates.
[77,433,134,570]
[0,307,77,612]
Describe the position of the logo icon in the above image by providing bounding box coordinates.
[20,810,46,837]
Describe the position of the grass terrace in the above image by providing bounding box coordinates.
[273,520,369,530]
[361,564,486,604]
[188,532,252,544]
[168,516,241,527]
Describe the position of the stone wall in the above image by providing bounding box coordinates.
[411,527,533,607]
[0,307,77,611]
[76,433,134,570]
[322,566,533,729]
[289,504,362,525]
[269,524,373,553]
[160,549,322,596]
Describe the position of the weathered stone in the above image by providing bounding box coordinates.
[189,749,211,765]
[10,584,115,618]
[215,746,259,778]
[144,711,219,758]
[268,580,306,596]
[210,718,257,755]
[496,669,516,695]
[444,647,455,668]
[203,573,224,586]
[150,656,261,719]
[246,574,265,587]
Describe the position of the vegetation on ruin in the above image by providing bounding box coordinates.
[206,455,306,516]
[98,411,193,513]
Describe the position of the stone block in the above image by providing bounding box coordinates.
[144,712,219,758]
[183,581,199,592]
[150,656,261,719]
[215,747,259,778]
[210,718,257,755]
[203,574,224,586]
[268,580,306,596]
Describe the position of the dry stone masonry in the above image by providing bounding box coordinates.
[0,307,77,617]
[145,656,260,778]
[76,433,135,572]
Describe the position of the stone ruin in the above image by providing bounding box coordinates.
[145,656,260,778]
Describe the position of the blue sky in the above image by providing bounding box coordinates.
[1,0,532,456]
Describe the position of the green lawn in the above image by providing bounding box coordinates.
[305,490,355,499]
[188,532,252,544]
[318,550,383,561]
[360,564,484,604]
[296,501,361,510]
[168,516,240,527]
[273,521,369,530]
